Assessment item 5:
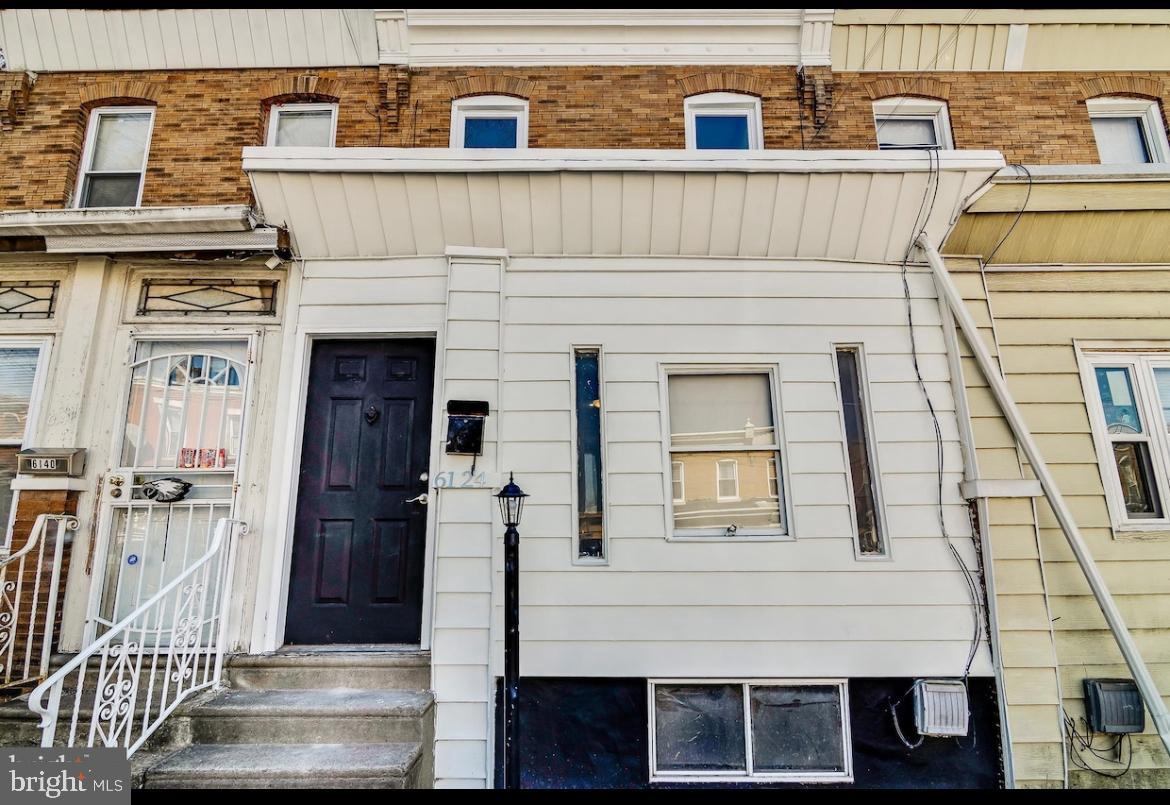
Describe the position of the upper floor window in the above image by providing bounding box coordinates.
[873,97,953,151]
[1087,98,1169,164]
[1082,352,1170,531]
[684,92,762,150]
[266,102,338,147]
[76,108,154,208]
[450,96,528,149]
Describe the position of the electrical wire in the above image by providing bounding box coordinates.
[899,147,985,680]
[1063,709,1133,779]
[981,164,1034,266]
[890,684,926,749]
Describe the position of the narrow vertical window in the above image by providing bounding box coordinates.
[836,347,885,555]
[575,349,604,559]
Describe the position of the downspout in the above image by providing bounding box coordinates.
[917,232,1170,757]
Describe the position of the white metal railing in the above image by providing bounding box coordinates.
[1,514,77,689]
[28,517,247,755]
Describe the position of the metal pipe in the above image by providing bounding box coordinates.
[503,523,521,789]
[918,232,1170,757]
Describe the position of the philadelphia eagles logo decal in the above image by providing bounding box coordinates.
[141,477,193,502]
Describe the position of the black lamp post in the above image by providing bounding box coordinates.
[496,472,528,790]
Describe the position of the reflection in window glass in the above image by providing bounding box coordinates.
[837,348,884,555]
[574,350,604,559]
[1095,367,1143,433]
[121,340,248,470]
[654,684,746,772]
[464,117,518,148]
[695,115,750,149]
[1113,442,1162,517]
[668,373,783,534]
[671,461,685,503]
[750,686,846,773]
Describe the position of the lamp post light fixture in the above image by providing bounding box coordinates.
[496,472,528,790]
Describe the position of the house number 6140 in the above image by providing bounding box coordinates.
[433,470,487,488]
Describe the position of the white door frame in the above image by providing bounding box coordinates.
[254,325,445,653]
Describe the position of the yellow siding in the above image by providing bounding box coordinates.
[946,257,1067,787]
[955,259,1170,788]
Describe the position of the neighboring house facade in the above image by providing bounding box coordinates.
[0,6,1167,790]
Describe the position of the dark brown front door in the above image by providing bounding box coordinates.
[285,338,434,644]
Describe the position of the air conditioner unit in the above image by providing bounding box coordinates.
[913,679,969,737]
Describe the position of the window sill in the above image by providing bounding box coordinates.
[667,532,793,543]
[651,774,852,785]
[1112,526,1170,541]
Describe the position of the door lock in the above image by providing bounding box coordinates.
[405,493,429,506]
[364,405,380,425]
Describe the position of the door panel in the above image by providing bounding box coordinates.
[285,338,435,644]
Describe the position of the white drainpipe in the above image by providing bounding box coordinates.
[917,233,1170,757]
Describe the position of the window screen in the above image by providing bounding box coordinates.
[1092,117,1152,164]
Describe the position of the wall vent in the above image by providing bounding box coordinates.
[913,679,969,737]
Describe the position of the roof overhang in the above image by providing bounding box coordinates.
[0,205,282,254]
[244,147,1004,262]
[943,164,1170,264]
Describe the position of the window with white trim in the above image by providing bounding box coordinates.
[266,102,338,147]
[716,459,739,501]
[1087,97,1169,164]
[671,460,685,504]
[684,92,762,150]
[873,97,953,150]
[0,341,48,549]
[666,370,786,537]
[76,107,155,208]
[450,96,528,149]
[650,681,851,782]
[1083,354,1170,528]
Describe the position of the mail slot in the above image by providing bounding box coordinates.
[17,448,87,478]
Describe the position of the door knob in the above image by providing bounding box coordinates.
[364,405,380,425]
[405,493,429,506]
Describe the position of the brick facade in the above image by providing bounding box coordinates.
[2,490,78,684]
[0,68,381,211]
[3,66,1170,212]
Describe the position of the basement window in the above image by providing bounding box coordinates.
[450,96,528,149]
[665,369,786,538]
[873,97,953,150]
[76,107,155,208]
[684,92,762,150]
[1083,353,1170,530]
[1087,98,1169,164]
[650,681,851,782]
[267,103,338,147]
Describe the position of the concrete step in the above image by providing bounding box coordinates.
[188,688,433,744]
[226,649,430,691]
[141,742,424,789]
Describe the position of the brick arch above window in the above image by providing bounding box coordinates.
[448,75,535,101]
[863,77,950,102]
[678,72,766,98]
[258,75,342,106]
[1079,76,1165,103]
[79,80,162,110]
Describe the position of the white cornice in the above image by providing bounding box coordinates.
[378,8,818,67]
[242,146,1005,175]
[0,205,258,236]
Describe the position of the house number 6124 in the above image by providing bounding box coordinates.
[433,470,487,488]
